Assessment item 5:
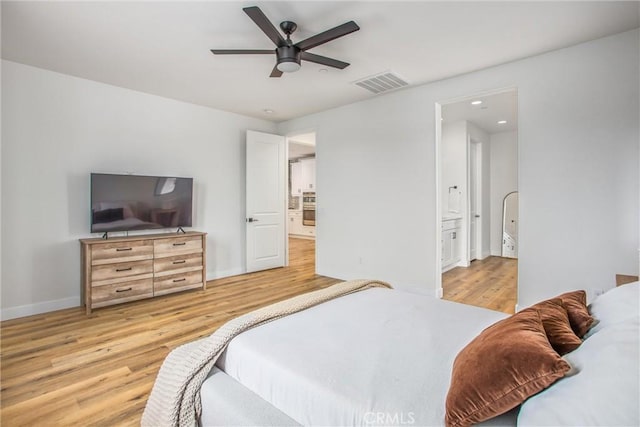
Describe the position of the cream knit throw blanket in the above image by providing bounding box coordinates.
[141,279,392,427]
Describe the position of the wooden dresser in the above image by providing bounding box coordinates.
[80,231,206,314]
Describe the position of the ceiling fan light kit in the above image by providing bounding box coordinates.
[211,6,359,78]
[275,46,301,72]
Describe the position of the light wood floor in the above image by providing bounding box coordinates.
[0,237,337,426]
[442,256,518,314]
[1,241,515,426]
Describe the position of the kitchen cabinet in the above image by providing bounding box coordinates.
[288,211,303,235]
[288,211,315,238]
[300,158,316,191]
[290,158,316,196]
[290,161,303,196]
[442,218,461,272]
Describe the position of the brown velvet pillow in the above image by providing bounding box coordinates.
[531,298,582,355]
[554,290,594,337]
[445,310,571,427]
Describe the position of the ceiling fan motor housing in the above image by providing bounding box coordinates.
[276,45,301,71]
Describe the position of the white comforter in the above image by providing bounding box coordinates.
[211,288,509,426]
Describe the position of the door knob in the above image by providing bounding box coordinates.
[246,218,259,223]
[475,214,480,218]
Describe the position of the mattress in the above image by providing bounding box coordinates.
[203,288,511,426]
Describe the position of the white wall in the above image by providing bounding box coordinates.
[441,122,467,216]
[1,60,276,319]
[441,121,468,265]
[278,29,639,307]
[490,131,518,256]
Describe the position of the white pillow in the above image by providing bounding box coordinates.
[518,316,639,426]
[586,281,639,337]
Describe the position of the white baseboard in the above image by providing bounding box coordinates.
[1,296,80,321]
[436,287,443,298]
[441,264,457,273]
[206,268,245,281]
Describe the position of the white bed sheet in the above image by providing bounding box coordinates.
[209,288,510,426]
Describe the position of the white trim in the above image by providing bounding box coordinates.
[434,103,443,294]
[206,268,244,281]
[1,296,80,321]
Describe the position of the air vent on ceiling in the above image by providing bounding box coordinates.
[353,71,409,94]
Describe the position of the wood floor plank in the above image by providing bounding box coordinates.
[1,238,339,426]
[2,239,514,425]
[442,256,517,314]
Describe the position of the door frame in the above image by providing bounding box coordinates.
[284,129,317,269]
[468,138,482,263]
[435,86,519,305]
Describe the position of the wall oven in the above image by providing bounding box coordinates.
[302,192,316,226]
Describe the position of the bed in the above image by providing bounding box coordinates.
[143,280,639,427]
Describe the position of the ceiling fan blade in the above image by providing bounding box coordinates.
[243,6,286,47]
[210,49,274,55]
[301,52,350,69]
[295,21,359,51]
[270,65,283,78]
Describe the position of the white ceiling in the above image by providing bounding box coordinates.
[289,132,316,159]
[289,142,316,159]
[2,2,638,122]
[442,89,517,134]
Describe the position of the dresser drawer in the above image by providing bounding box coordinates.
[154,270,203,296]
[91,278,153,308]
[154,236,203,257]
[91,260,154,284]
[154,252,203,276]
[91,240,153,265]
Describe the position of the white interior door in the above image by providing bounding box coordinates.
[246,130,286,272]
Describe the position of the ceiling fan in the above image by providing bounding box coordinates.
[210,6,360,77]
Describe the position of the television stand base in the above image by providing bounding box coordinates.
[101,232,109,239]
[176,226,186,234]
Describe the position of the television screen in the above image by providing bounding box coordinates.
[91,173,193,233]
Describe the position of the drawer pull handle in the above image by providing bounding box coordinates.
[115,267,132,272]
[173,260,186,264]
[116,248,132,252]
[173,242,187,246]
[173,278,186,283]
[116,287,133,293]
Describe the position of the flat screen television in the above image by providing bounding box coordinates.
[91,173,193,233]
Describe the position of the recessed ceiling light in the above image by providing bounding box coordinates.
[497,120,507,124]
[471,100,483,105]
[263,109,274,114]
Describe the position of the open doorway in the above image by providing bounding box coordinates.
[436,89,518,314]
[287,132,317,271]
